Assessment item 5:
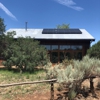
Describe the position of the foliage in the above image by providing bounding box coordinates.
[2,33,49,73]
[0,18,15,60]
[0,17,6,34]
[46,55,100,99]
[0,17,6,58]
[87,41,100,59]
[56,23,70,29]
[62,59,73,67]
[68,88,77,100]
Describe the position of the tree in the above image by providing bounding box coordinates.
[0,17,6,34]
[0,17,6,59]
[0,31,16,58]
[3,34,48,73]
[56,23,70,29]
[87,41,100,59]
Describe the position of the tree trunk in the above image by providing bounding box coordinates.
[19,67,23,74]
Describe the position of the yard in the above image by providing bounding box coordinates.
[0,64,100,100]
[0,66,51,100]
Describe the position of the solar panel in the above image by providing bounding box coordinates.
[42,29,82,34]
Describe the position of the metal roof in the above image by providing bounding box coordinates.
[5,28,95,40]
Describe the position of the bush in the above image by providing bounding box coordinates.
[2,33,49,73]
[46,55,100,99]
[62,59,73,67]
[87,41,100,59]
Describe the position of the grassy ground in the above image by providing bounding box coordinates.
[0,65,100,100]
[0,68,50,100]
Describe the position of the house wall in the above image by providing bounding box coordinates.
[38,39,90,63]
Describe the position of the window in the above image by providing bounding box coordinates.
[51,52,58,63]
[43,45,51,50]
[59,52,64,62]
[44,44,83,63]
[52,45,58,50]
[60,45,70,50]
[71,45,82,50]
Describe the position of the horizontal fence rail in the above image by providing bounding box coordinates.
[0,79,57,87]
[0,79,57,100]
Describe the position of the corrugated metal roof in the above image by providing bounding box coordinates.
[5,28,95,40]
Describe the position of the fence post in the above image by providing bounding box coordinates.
[50,82,54,100]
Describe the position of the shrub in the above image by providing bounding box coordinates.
[46,55,100,99]
[87,41,100,59]
[2,34,49,73]
[62,59,73,67]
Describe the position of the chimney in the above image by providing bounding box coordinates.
[25,22,28,31]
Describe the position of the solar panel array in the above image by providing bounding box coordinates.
[42,29,82,34]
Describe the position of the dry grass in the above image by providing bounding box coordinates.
[0,64,100,100]
[0,67,50,100]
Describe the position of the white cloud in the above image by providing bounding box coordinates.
[0,2,17,20]
[54,0,84,11]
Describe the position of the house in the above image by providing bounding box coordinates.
[6,28,95,63]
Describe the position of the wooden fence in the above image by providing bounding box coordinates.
[0,79,57,100]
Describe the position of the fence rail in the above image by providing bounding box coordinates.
[0,79,57,100]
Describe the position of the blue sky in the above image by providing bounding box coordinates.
[0,0,100,45]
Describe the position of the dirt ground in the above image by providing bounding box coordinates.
[1,88,100,100]
[12,91,51,100]
[0,63,100,100]
[1,79,100,100]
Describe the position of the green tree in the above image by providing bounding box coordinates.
[0,17,6,34]
[87,41,100,59]
[3,35,48,73]
[0,31,16,59]
[56,23,70,29]
[0,17,6,59]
